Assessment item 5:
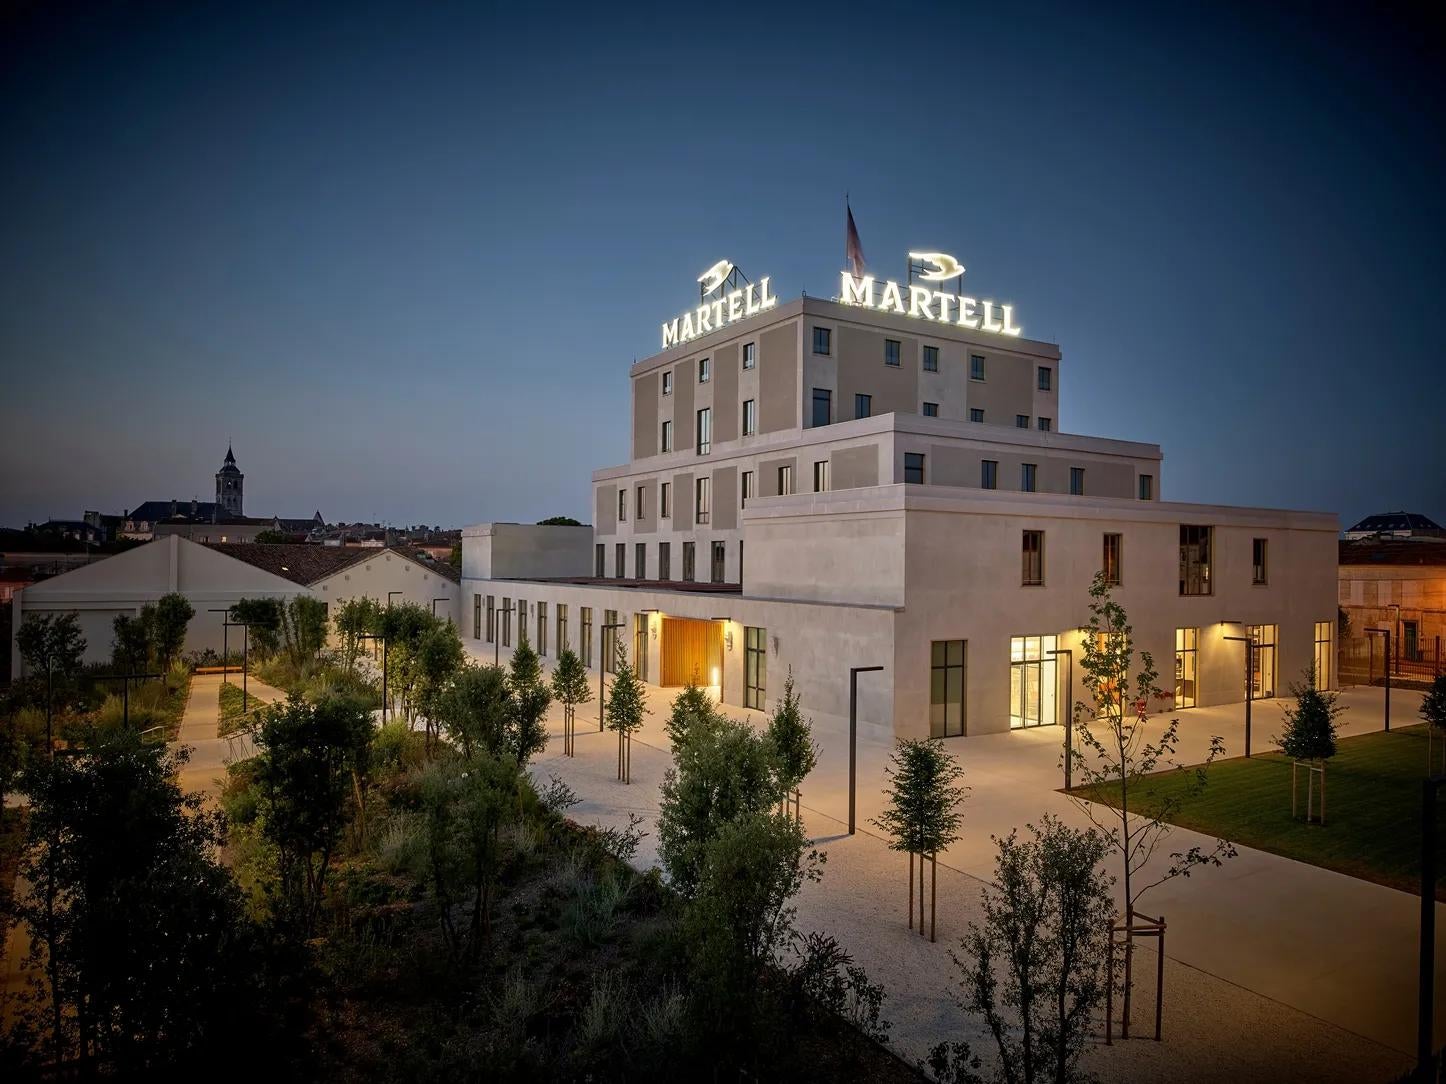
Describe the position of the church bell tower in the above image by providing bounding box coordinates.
[215,444,244,520]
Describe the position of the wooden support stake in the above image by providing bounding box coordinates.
[930,853,937,943]
[908,851,914,930]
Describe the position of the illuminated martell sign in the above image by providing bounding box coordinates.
[839,251,1022,337]
[662,260,777,348]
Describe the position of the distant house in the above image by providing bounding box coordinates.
[153,511,324,544]
[1343,510,1444,541]
[1338,537,1446,682]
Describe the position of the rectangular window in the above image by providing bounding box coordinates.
[698,357,710,383]
[502,597,512,647]
[517,601,527,646]
[537,601,547,657]
[633,613,649,683]
[615,543,625,579]
[1016,414,1030,429]
[743,341,756,369]
[1252,538,1268,585]
[930,640,967,738]
[1248,624,1277,698]
[1010,635,1058,729]
[1175,627,1198,708]
[661,419,673,452]
[696,407,711,454]
[855,393,872,419]
[1038,366,1052,391]
[741,470,754,507]
[1038,417,1052,432]
[618,488,627,521]
[884,339,901,366]
[1102,533,1122,586]
[969,408,984,423]
[635,485,645,520]
[486,595,495,643]
[970,354,985,380]
[812,387,832,427]
[778,464,794,495]
[595,543,604,577]
[635,541,646,580]
[473,593,482,639]
[1070,467,1085,495]
[1179,525,1213,596]
[662,370,673,396]
[660,481,671,518]
[557,603,568,652]
[1313,620,1333,689]
[922,401,939,417]
[904,452,925,484]
[742,398,756,435]
[744,626,767,710]
[1021,463,1037,492]
[604,609,619,674]
[813,326,831,355]
[981,460,998,489]
[710,540,726,583]
[813,460,829,492]
[1022,530,1044,585]
[1139,474,1154,500]
[581,607,593,667]
[659,541,671,581]
[695,476,711,523]
[682,541,696,582]
[923,345,939,372]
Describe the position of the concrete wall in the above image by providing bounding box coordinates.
[459,523,593,581]
[314,550,462,630]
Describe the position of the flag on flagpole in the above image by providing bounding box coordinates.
[845,200,866,278]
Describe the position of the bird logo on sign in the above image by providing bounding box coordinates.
[908,252,965,282]
[698,259,734,293]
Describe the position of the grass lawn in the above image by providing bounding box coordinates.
[1071,723,1446,899]
[218,680,266,737]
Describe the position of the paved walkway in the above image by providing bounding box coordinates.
[482,641,1431,1081]
[175,671,287,797]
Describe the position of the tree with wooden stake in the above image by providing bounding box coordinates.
[1069,572,1235,1042]
[506,630,551,767]
[606,641,649,784]
[766,671,817,824]
[1276,666,1344,825]
[1423,674,1446,776]
[551,646,592,757]
[873,737,966,942]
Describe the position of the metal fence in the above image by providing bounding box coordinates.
[1341,633,1443,687]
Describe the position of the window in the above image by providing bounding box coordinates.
[659,541,671,580]
[633,613,649,683]
[1406,620,1421,661]
[744,626,767,710]
[661,419,673,452]
[741,470,755,507]
[615,543,625,579]
[635,485,645,520]
[1037,417,1052,432]
[739,539,744,581]
[1070,467,1085,495]
[778,464,794,495]
[660,481,671,518]
[1248,624,1277,698]
[743,341,756,369]
[855,393,872,419]
[1175,627,1198,708]
[1010,635,1058,729]
[1252,538,1268,584]
[981,460,998,489]
[695,476,711,523]
[884,339,901,366]
[518,601,527,646]
[502,597,512,647]
[682,541,696,582]
[923,345,939,372]
[557,603,568,652]
[537,601,547,656]
[1314,621,1333,689]
[473,593,482,639]
[1021,463,1037,492]
[813,326,831,355]
[1022,530,1044,585]
[904,452,925,484]
[1102,533,1122,585]
[604,609,619,674]
[1179,525,1213,596]
[698,357,710,383]
[710,540,726,583]
[662,370,673,396]
[812,387,832,427]
[486,595,496,643]
[635,542,646,579]
[696,408,711,454]
[618,488,627,521]
[970,354,986,380]
[581,607,593,667]
[813,460,829,492]
[742,398,756,435]
[930,640,966,737]
[1016,414,1030,429]
[595,544,605,578]
[1038,366,1052,391]
[914,401,937,419]
[970,408,984,423]
[1139,474,1154,500]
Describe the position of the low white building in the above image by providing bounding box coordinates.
[462,252,1338,739]
[9,536,461,675]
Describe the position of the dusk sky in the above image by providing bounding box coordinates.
[2,2,1442,531]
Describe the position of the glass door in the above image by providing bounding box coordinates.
[1175,627,1198,708]
[1248,624,1277,698]
[633,613,649,682]
[1009,635,1057,729]
[744,626,767,710]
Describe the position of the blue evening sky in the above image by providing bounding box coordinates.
[2,2,1442,529]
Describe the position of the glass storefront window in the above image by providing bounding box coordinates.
[1248,624,1277,698]
[1010,634,1057,729]
[1175,627,1198,708]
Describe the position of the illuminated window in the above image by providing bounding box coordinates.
[813,327,831,355]
[1252,538,1268,584]
[885,339,901,367]
[1010,634,1058,729]
[855,393,872,419]
[1175,627,1198,708]
[1313,621,1333,689]
[970,354,986,381]
[1248,624,1277,698]
[904,452,925,484]
[930,640,966,737]
[1038,367,1052,391]
[1022,531,1044,585]
[981,460,998,489]
[1179,525,1213,596]
[743,341,755,369]
[923,345,939,372]
[1070,467,1085,495]
[745,626,767,710]
[923,402,939,417]
[1021,463,1037,492]
[742,398,756,436]
[698,357,710,383]
[970,408,984,423]
[1102,533,1122,585]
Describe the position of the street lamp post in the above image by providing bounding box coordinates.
[222,619,251,715]
[95,669,162,729]
[1366,627,1392,731]
[1222,625,1255,757]
[848,666,885,835]
[599,622,626,732]
[1048,648,1074,789]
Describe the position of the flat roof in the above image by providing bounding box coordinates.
[493,575,741,595]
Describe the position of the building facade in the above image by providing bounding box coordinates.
[462,259,1338,739]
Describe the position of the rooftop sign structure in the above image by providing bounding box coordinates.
[839,251,1022,337]
[661,259,777,348]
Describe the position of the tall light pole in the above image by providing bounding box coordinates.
[599,622,626,732]
[1222,622,1254,757]
[1366,627,1392,731]
[1048,647,1074,789]
[848,665,885,835]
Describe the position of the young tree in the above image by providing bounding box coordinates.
[1422,674,1446,775]
[278,595,327,668]
[765,671,817,822]
[1070,573,1234,1038]
[148,592,195,668]
[435,663,512,759]
[333,596,381,675]
[507,630,552,765]
[229,597,282,658]
[1277,666,1345,823]
[605,641,648,783]
[664,676,716,748]
[931,817,1114,1084]
[416,621,466,754]
[111,613,151,673]
[551,647,592,756]
[872,738,967,941]
[17,612,87,737]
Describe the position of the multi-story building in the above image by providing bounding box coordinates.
[462,255,1338,738]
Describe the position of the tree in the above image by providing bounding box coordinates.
[111,613,151,673]
[230,597,282,658]
[1276,666,1345,823]
[551,647,591,756]
[665,676,718,748]
[148,592,195,668]
[278,595,327,668]
[1422,674,1446,775]
[507,631,552,765]
[253,528,290,544]
[765,671,816,821]
[1069,573,1234,1038]
[872,738,967,941]
[435,663,512,759]
[536,515,582,526]
[333,596,380,674]
[605,641,648,783]
[17,612,87,732]
[931,817,1114,1084]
